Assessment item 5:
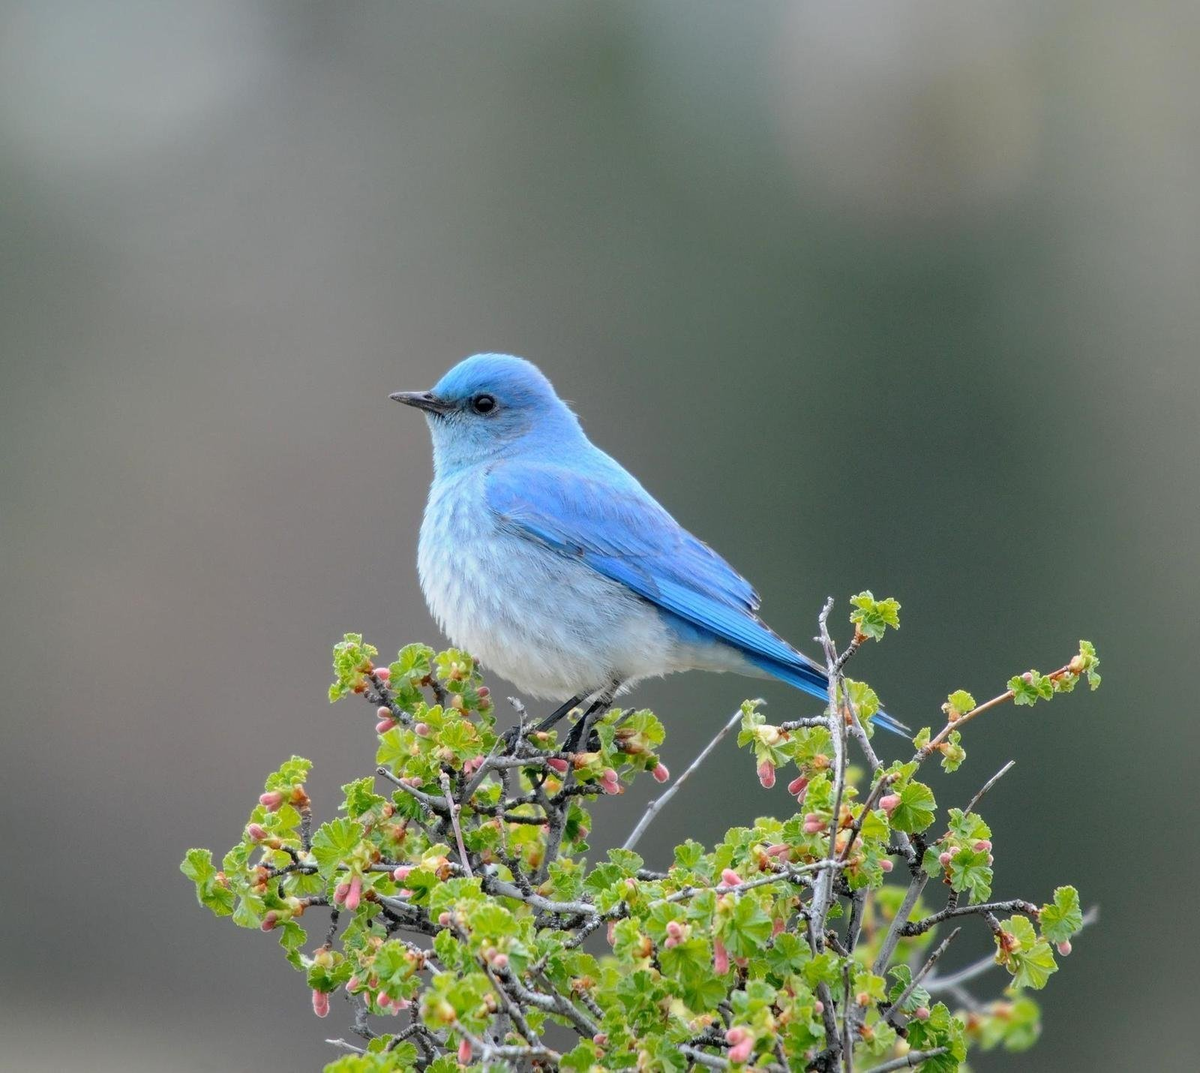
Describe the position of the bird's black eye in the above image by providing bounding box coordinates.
[471,394,496,414]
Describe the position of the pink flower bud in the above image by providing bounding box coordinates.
[652,762,670,783]
[333,882,350,905]
[987,853,994,864]
[377,706,393,719]
[803,813,825,834]
[813,1000,824,1015]
[375,667,391,681]
[721,869,743,887]
[348,975,361,991]
[666,920,684,939]
[714,937,730,974]
[477,686,490,700]
[438,911,452,927]
[393,866,412,882]
[880,858,894,872]
[787,774,809,796]
[664,936,679,948]
[344,874,362,912]
[259,911,279,932]
[600,768,620,795]
[376,718,397,734]
[914,1006,930,1021]
[879,794,901,815]
[938,851,953,867]
[725,1027,748,1045]
[606,921,616,945]
[772,917,785,937]
[414,722,431,737]
[546,758,569,775]
[463,756,483,775]
[1057,940,1072,956]
[458,1038,472,1064]
[757,759,776,789]
[492,952,508,970]
[246,823,269,841]
[974,839,992,852]
[766,843,790,857]
[311,989,330,1018]
[259,791,284,812]
[592,1033,608,1047]
[729,1040,753,1063]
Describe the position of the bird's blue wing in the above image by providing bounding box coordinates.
[484,461,813,674]
[485,461,909,735]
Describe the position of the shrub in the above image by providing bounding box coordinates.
[183,595,1098,1071]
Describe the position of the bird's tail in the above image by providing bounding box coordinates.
[746,654,911,737]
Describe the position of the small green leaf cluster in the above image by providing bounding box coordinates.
[183,608,1098,1072]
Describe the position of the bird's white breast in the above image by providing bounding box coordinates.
[416,467,691,699]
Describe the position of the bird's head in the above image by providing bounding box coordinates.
[392,354,584,473]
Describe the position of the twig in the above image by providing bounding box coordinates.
[810,598,847,950]
[325,1038,366,1054]
[925,905,1098,992]
[623,706,743,852]
[900,899,1038,938]
[915,664,1074,763]
[963,760,1016,815]
[861,1049,948,1073]
[873,872,928,975]
[649,860,837,908]
[439,772,473,877]
[884,928,961,1028]
[679,1044,731,1069]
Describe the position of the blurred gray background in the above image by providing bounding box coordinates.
[2,2,1197,1070]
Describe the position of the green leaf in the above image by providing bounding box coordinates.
[310,818,365,877]
[948,848,993,903]
[944,690,976,718]
[997,916,1058,990]
[890,780,937,833]
[849,591,901,640]
[180,848,235,916]
[1039,886,1083,943]
[719,897,773,959]
[1010,671,1054,706]
[939,729,966,773]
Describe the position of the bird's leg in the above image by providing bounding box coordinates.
[534,695,585,734]
[501,695,583,755]
[563,684,620,753]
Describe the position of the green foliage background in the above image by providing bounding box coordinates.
[2,4,1198,1071]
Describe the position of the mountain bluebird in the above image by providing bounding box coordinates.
[392,354,905,740]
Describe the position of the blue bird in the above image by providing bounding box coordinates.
[392,354,906,742]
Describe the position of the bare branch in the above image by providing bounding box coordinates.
[623,706,743,852]
[861,1049,949,1073]
[963,760,1016,815]
[884,927,961,1028]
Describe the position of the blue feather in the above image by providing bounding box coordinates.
[486,461,908,734]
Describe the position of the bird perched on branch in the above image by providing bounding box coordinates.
[392,354,905,744]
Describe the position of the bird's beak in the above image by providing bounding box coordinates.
[389,390,453,416]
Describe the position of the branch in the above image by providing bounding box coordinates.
[872,871,928,975]
[809,598,848,950]
[623,706,743,852]
[883,927,961,1028]
[900,899,1038,938]
[962,760,1015,815]
[914,664,1075,764]
[925,905,1098,992]
[861,1049,949,1073]
[439,772,473,877]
